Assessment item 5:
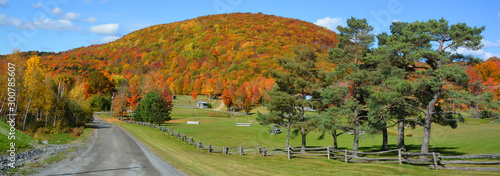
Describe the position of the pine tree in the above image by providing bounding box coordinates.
[260,46,323,152]
[376,19,494,157]
[326,17,375,155]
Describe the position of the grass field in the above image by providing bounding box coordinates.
[155,106,500,155]
[0,121,94,155]
[104,106,500,175]
[0,122,36,155]
[173,95,222,109]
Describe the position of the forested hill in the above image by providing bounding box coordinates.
[38,12,338,95]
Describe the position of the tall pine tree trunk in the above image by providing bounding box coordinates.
[421,89,440,159]
[352,109,359,156]
[352,83,360,156]
[332,130,339,149]
[300,104,306,153]
[286,121,291,147]
[301,127,306,152]
[381,120,388,151]
[397,118,405,149]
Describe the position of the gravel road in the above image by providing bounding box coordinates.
[35,115,185,176]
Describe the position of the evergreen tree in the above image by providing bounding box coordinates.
[258,46,323,150]
[376,19,492,156]
[326,17,375,155]
[150,98,172,125]
[275,46,323,152]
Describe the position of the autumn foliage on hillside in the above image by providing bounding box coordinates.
[38,13,337,100]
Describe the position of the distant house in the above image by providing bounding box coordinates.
[197,102,209,108]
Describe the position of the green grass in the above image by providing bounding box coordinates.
[173,95,222,109]
[0,122,36,155]
[109,117,498,175]
[104,107,500,175]
[161,107,500,155]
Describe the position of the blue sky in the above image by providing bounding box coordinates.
[1,0,499,59]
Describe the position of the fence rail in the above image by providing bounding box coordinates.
[123,120,500,171]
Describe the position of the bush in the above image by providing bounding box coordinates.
[33,128,49,140]
[87,94,112,111]
[72,127,84,138]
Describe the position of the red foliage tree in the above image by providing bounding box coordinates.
[222,86,235,111]
[191,90,198,100]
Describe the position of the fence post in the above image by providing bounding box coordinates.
[189,137,193,145]
[432,152,438,170]
[239,146,243,156]
[287,146,292,160]
[344,150,348,163]
[257,145,261,154]
[398,149,402,164]
[224,147,228,155]
[327,146,331,160]
[208,144,212,153]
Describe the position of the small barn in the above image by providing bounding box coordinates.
[197,102,209,108]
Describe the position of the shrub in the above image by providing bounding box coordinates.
[33,128,49,140]
[72,127,85,138]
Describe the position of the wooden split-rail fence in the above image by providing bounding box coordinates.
[125,120,500,171]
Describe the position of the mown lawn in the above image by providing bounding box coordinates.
[105,106,500,175]
[160,107,500,155]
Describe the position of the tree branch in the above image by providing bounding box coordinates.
[441,41,456,52]
[400,101,426,114]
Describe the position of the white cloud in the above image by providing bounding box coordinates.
[392,19,400,23]
[0,14,37,30]
[0,14,24,28]
[85,17,97,23]
[89,23,119,35]
[51,8,64,16]
[89,35,121,44]
[32,2,42,8]
[33,16,82,32]
[315,17,344,32]
[0,0,10,7]
[483,39,500,47]
[60,12,81,21]
[456,47,498,60]
[101,36,120,43]
[0,13,81,32]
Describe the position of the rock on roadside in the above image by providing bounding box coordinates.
[0,144,71,170]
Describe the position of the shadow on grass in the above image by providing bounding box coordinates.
[357,144,466,156]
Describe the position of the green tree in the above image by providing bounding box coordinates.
[267,46,323,152]
[314,86,351,149]
[150,98,172,125]
[257,91,299,147]
[326,17,375,155]
[87,71,115,95]
[378,19,489,156]
[135,91,160,122]
[87,94,112,111]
